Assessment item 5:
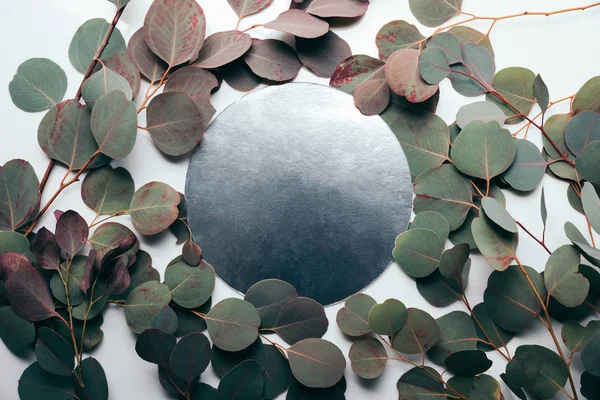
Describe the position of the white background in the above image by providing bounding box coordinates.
[1,0,599,399]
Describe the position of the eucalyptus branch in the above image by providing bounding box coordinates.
[515,221,552,255]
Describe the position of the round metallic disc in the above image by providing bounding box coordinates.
[185,83,412,305]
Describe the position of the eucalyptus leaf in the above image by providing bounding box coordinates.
[426,32,461,64]
[18,362,76,400]
[534,74,549,112]
[335,293,376,337]
[163,67,218,124]
[0,159,41,231]
[205,298,260,351]
[582,334,600,377]
[143,0,206,66]
[50,256,87,306]
[409,0,463,27]
[296,30,352,78]
[243,39,301,82]
[416,263,470,307]
[577,141,600,185]
[573,75,600,114]
[487,67,536,124]
[481,197,517,233]
[0,306,35,354]
[565,221,600,266]
[305,0,369,18]
[376,20,424,60]
[427,311,477,365]
[409,211,450,244]
[272,297,328,345]
[392,228,442,278]
[545,244,588,307]
[439,243,470,277]
[0,231,30,254]
[503,139,547,191]
[227,0,273,18]
[82,67,132,108]
[264,9,328,38]
[104,52,141,99]
[368,299,407,336]
[392,308,440,354]
[196,30,252,69]
[35,327,74,376]
[5,264,56,321]
[561,320,600,353]
[444,349,492,376]
[81,165,134,215]
[244,279,298,329]
[349,338,388,379]
[69,18,126,74]
[129,182,180,236]
[262,344,292,399]
[448,26,494,56]
[55,210,88,257]
[124,281,172,334]
[218,360,264,400]
[456,101,506,129]
[88,222,138,266]
[90,90,136,159]
[168,332,211,382]
[211,338,266,378]
[385,49,439,103]
[472,303,514,352]
[135,328,176,364]
[353,70,390,116]
[76,357,108,400]
[582,182,600,234]
[330,55,384,94]
[287,338,346,388]
[565,110,600,156]
[151,306,178,334]
[9,58,67,112]
[449,44,495,97]
[397,367,445,398]
[220,58,263,92]
[127,29,168,82]
[418,47,450,85]
[165,257,215,309]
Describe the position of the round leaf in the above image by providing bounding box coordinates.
[151,306,178,334]
[410,211,450,244]
[264,10,328,39]
[218,360,264,400]
[88,222,138,265]
[81,165,134,215]
[445,350,492,376]
[577,141,600,185]
[426,32,462,64]
[244,279,298,329]
[296,30,352,78]
[449,26,494,56]
[376,20,424,61]
[305,0,369,18]
[68,18,126,74]
[129,182,180,235]
[90,90,137,159]
[573,76,600,114]
[427,311,477,364]
[0,159,40,231]
[262,344,291,399]
[169,332,211,382]
[135,328,176,364]
[392,308,441,354]
[124,281,172,333]
[55,210,88,256]
[196,30,252,69]
[353,71,390,116]
[507,345,568,399]
[205,298,260,351]
[449,44,495,97]
[143,0,206,66]
[472,303,514,352]
[486,67,536,124]
[287,338,346,388]
[329,55,384,94]
[5,264,56,321]
[393,228,442,278]
[456,101,506,129]
[127,28,168,82]
[146,92,205,156]
[0,306,35,353]
[503,139,547,191]
[416,264,470,307]
[481,197,517,233]
[409,0,463,27]
[397,367,445,398]
[272,297,328,345]
[9,58,67,112]
[243,39,301,82]
[227,0,273,18]
[439,243,470,277]
[104,52,141,99]
[211,338,266,378]
[18,362,75,400]
[565,110,600,156]
[35,327,75,376]
[472,213,518,271]
[220,58,263,91]
[82,67,132,108]
[544,244,588,307]
[418,47,450,84]
[165,257,215,309]
[368,299,408,336]
[336,293,376,337]
[349,338,388,379]
[76,357,108,400]
[385,49,439,103]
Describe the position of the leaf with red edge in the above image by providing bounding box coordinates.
[164,67,218,125]
[5,264,56,321]
[31,228,60,271]
[264,10,329,39]
[104,52,141,99]
[146,92,206,156]
[143,0,206,66]
[306,0,369,18]
[243,39,301,82]
[129,182,180,235]
[353,70,390,116]
[127,28,168,82]
[385,49,439,103]
[227,0,274,18]
[0,252,32,280]
[55,210,88,257]
[0,159,40,231]
[376,20,424,61]
[196,31,252,69]
[296,30,351,78]
[330,54,384,94]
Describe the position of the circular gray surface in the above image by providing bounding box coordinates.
[185,83,412,305]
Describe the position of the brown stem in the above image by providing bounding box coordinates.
[58,260,83,383]
[515,221,552,255]
[137,67,171,114]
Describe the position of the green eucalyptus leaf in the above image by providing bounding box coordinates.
[218,360,263,400]
[174,299,211,336]
[165,256,215,309]
[534,74,549,113]
[50,256,87,306]
[104,52,141,99]
[244,279,298,330]
[413,164,474,230]
[565,110,600,156]
[393,228,442,278]
[409,211,450,244]
[0,306,35,354]
[190,383,218,400]
[18,362,76,400]
[449,44,495,97]
[583,333,600,377]
[456,101,506,129]
[468,375,503,400]
[151,306,178,334]
[439,243,470,277]
[129,182,180,235]
[452,120,516,181]
[487,67,536,124]
[561,320,600,353]
[545,244,588,307]
[124,281,172,334]
[418,47,450,85]
[0,159,41,231]
[168,332,211,382]
[581,371,600,400]
[448,26,494,56]
[397,367,445,398]
[408,0,463,27]
[472,213,518,271]
[565,221,600,267]
[392,308,440,354]
[71,280,108,321]
[471,302,514,352]
[376,20,424,60]
[427,311,477,365]
[272,297,328,345]
[286,377,346,399]
[416,263,470,307]
[88,222,138,267]
[484,265,546,332]
[582,182,600,234]
[210,338,266,378]
[69,18,126,74]
[444,349,492,376]
[262,344,291,399]
[135,328,176,364]
[287,338,346,388]
[386,110,450,178]
[9,58,67,112]
[336,293,376,337]
[0,231,30,254]
[573,75,600,114]
[76,357,108,400]
[90,90,136,159]
[503,139,547,191]
[163,66,218,124]
[205,298,260,351]
[349,338,388,379]
[81,165,134,215]
[481,197,517,233]
[543,113,573,159]
[82,67,132,109]
[426,32,461,64]
[577,141,600,185]
[35,327,75,376]
[368,299,408,336]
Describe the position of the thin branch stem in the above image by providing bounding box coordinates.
[137,67,171,114]
[515,221,552,255]
[58,259,83,384]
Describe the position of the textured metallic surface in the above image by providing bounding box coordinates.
[185,83,412,305]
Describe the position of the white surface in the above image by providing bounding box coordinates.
[1,0,599,399]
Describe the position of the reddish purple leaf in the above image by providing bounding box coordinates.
[143,0,206,67]
[290,0,311,10]
[104,53,141,99]
[127,28,169,82]
[53,210,64,220]
[306,0,369,18]
[220,58,263,92]
[353,70,390,116]
[5,264,56,321]
[31,227,60,271]
[196,31,252,69]
[227,0,274,18]
[243,39,301,82]
[0,159,41,231]
[80,249,96,294]
[296,30,351,78]
[0,252,32,280]
[164,67,218,124]
[384,48,439,103]
[89,222,139,266]
[98,234,137,271]
[330,54,384,94]
[103,257,131,296]
[182,240,202,266]
[264,10,329,39]
[55,210,89,257]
